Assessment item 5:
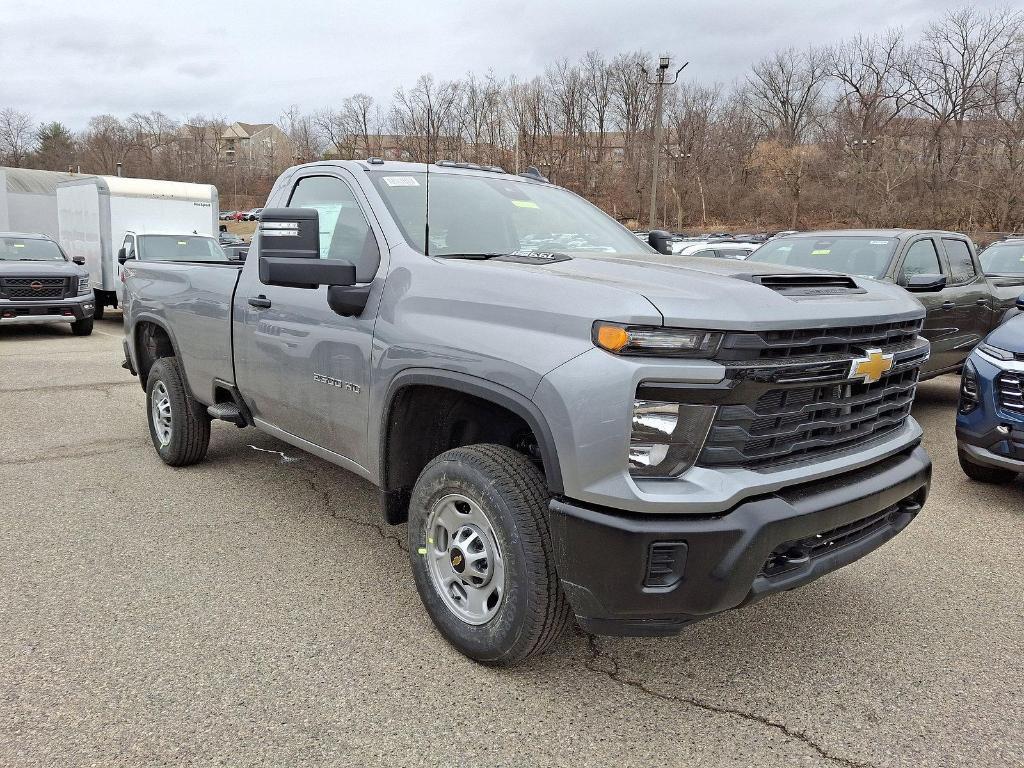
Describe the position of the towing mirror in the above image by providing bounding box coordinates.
[117,248,129,265]
[72,255,86,266]
[648,229,673,255]
[259,256,356,289]
[904,273,947,293]
[258,207,321,259]
[1017,293,1024,310]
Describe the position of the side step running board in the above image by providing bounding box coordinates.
[207,402,247,426]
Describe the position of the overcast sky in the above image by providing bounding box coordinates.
[0,0,1006,129]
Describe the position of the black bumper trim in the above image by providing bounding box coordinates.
[549,444,931,636]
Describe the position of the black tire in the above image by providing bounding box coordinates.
[70,317,93,336]
[145,356,211,466]
[408,444,570,666]
[958,449,1017,484]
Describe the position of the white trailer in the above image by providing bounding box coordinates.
[0,167,80,239]
[57,176,218,316]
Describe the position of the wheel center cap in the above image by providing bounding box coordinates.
[450,548,466,573]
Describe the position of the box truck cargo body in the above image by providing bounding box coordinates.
[0,167,79,239]
[57,176,218,315]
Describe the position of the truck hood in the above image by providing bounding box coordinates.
[477,253,925,329]
[0,260,85,278]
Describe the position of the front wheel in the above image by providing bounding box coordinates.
[958,449,1017,484]
[408,444,570,666]
[145,357,211,466]
[70,317,93,336]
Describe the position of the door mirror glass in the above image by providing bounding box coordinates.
[258,207,321,259]
[904,273,947,293]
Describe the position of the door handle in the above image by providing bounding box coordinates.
[248,295,272,309]
[976,298,988,306]
[941,301,956,310]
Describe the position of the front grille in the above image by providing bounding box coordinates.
[717,319,924,361]
[699,351,923,470]
[996,372,1024,412]
[0,277,69,299]
[760,505,902,578]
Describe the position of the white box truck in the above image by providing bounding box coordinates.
[0,167,79,239]
[57,176,218,317]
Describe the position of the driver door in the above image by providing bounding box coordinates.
[233,171,386,470]
[895,236,957,373]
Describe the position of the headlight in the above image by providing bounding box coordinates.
[978,342,1014,361]
[77,275,91,295]
[593,321,722,357]
[959,360,979,414]
[629,397,717,478]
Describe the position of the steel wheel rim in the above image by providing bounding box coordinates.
[425,492,505,626]
[151,381,173,447]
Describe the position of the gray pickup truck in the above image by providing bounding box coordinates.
[122,160,932,665]
[750,230,1023,378]
[0,231,95,335]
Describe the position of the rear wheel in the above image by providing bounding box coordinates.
[70,317,93,336]
[146,356,211,466]
[408,444,570,666]
[958,449,1017,484]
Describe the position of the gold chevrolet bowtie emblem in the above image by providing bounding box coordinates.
[849,349,894,384]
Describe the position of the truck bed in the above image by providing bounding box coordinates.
[123,261,243,404]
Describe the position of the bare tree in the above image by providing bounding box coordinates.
[747,47,830,144]
[0,108,36,167]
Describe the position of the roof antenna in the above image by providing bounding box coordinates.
[424,105,431,258]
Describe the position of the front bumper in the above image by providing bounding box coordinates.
[0,295,95,325]
[549,443,931,636]
[955,351,1024,470]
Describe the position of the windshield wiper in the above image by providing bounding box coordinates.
[434,252,508,260]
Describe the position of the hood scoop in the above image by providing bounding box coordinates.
[735,273,865,296]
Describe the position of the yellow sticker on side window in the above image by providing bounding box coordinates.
[511,200,539,209]
[811,248,831,255]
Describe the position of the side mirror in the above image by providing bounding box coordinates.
[117,248,129,265]
[1017,293,1024,310]
[648,230,673,255]
[72,255,85,266]
[904,273,947,293]
[258,207,321,259]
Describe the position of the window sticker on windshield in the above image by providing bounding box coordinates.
[383,176,419,187]
[511,200,539,209]
[870,240,890,245]
[811,248,831,255]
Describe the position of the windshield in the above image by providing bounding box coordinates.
[981,242,1024,274]
[137,235,227,263]
[368,171,653,257]
[0,236,65,261]
[750,236,898,278]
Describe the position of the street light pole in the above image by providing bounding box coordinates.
[647,57,687,230]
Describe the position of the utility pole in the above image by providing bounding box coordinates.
[646,57,687,230]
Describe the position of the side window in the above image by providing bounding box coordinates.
[943,238,977,283]
[287,175,380,282]
[900,239,942,282]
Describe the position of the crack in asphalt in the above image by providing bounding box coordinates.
[0,441,147,467]
[0,381,137,395]
[584,635,873,768]
[244,446,409,554]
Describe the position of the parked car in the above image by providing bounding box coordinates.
[678,241,759,260]
[122,160,931,665]
[245,208,264,221]
[219,211,236,221]
[219,231,245,245]
[221,243,249,261]
[956,307,1024,483]
[0,231,94,335]
[979,238,1024,322]
[749,229,1022,379]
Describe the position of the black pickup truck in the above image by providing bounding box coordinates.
[750,230,1023,378]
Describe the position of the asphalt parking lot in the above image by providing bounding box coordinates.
[1,317,1021,768]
